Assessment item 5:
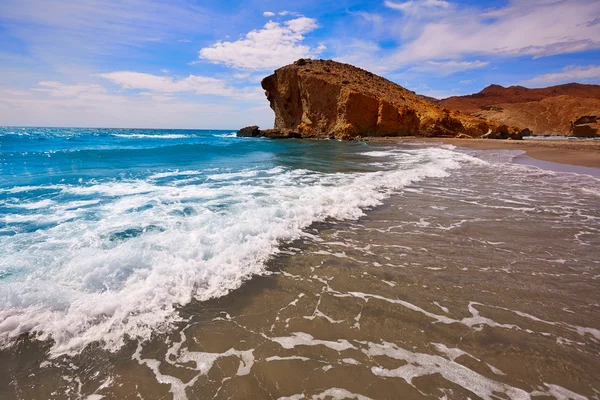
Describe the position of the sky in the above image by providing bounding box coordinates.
[0,0,599,129]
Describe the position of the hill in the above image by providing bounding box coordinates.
[241,59,527,140]
[439,83,600,135]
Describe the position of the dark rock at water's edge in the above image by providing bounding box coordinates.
[237,125,261,137]
[482,126,531,140]
[237,126,302,139]
[570,115,599,138]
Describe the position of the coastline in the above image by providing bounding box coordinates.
[2,132,600,398]
[367,137,600,169]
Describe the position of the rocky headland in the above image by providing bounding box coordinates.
[439,83,600,136]
[238,59,527,140]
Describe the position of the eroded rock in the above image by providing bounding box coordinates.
[236,126,301,139]
[258,59,526,140]
[570,116,599,138]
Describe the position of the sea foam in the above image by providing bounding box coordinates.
[0,147,479,356]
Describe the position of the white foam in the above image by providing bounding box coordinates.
[9,199,55,209]
[0,147,482,356]
[112,133,189,139]
[312,388,372,400]
[365,341,530,400]
[531,383,588,400]
[270,332,355,352]
[277,393,306,400]
[277,395,305,400]
[134,329,255,399]
[213,132,237,138]
[266,355,311,362]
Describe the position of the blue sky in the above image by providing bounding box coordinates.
[0,0,599,129]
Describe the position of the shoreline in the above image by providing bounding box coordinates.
[367,137,600,169]
[2,135,600,398]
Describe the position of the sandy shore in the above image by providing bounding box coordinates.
[368,137,600,168]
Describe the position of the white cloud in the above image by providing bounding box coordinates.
[409,60,489,75]
[263,11,275,17]
[385,0,450,13]
[410,86,466,100]
[333,39,389,74]
[351,11,384,25]
[178,39,192,43]
[279,11,302,17]
[336,0,600,75]
[0,0,218,67]
[98,71,267,102]
[98,72,233,96]
[232,73,265,83]
[0,80,273,129]
[391,0,600,63]
[460,79,474,84]
[198,17,324,70]
[523,65,600,85]
[33,81,107,97]
[285,17,319,34]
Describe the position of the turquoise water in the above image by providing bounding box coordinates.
[0,127,475,355]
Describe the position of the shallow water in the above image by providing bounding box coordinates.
[1,128,599,399]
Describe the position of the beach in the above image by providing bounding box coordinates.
[1,129,599,399]
[368,137,600,169]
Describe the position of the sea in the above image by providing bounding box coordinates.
[0,127,599,399]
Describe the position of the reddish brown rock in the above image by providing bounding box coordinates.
[260,59,525,140]
[570,116,599,137]
[439,84,600,135]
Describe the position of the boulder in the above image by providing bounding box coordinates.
[236,126,302,139]
[237,125,261,137]
[481,125,524,140]
[570,116,599,138]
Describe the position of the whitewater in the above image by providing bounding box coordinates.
[0,127,481,356]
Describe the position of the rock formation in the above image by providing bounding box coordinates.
[237,125,301,139]
[439,83,600,136]
[570,116,599,137]
[245,59,525,140]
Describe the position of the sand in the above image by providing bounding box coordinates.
[368,137,600,168]
[2,137,600,399]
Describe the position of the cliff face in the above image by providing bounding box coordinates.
[439,84,600,135]
[259,59,525,140]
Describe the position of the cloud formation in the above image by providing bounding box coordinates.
[198,17,324,70]
[384,0,450,13]
[524,65,600,85]
[0,85,272,129]
[391,0,600,63]
[409,60,489,75]
[0,0,217,66]
[99,71,235,96]
[33,81,107,97]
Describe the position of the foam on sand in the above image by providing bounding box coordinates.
[0,147,483,356]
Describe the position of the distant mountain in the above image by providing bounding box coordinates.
[439,83,600,135]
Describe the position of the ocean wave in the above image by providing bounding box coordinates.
[112,133,191,139]
[212,132,237,138]
[0,147,480,357]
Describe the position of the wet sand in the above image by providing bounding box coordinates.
[2,143,598,399]
[368,137,600,168]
